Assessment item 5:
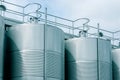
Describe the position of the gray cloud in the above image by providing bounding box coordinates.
[45,0,120,31]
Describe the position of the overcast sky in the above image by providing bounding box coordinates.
[4,0,120,32]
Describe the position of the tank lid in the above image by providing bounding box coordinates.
[29,17,39,23]
[0,5,6,11]
[79,30,87,37]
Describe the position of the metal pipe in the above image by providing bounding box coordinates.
[44,7,47,80]
[24,12,42,17]
[88,25,113,33]
[37,11,73,22]
[97,23,100,38]
[72,21,74,36]
[23,3,41,8]
[39,18,73,29]
[1,0,24,8]
[23,8,24,22]
[112,33,115,45]
[114,30,120,33]
[23,3,42,19]
[54,17,57,27]
[73,18,90,25]
[6,9,24,16]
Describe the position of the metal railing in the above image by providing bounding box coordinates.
[0,0,120,47]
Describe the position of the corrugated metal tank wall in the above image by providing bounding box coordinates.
[112,48,120,80]
[4,23,64,80]
[0,16,4,80]
[65,37,112,80]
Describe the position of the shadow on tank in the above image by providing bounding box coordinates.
[112,61,119,80]
[65,49,77,80]
[3,33,23,80]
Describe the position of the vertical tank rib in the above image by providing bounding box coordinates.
[0,16,4,80]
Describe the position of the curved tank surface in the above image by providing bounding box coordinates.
[65,37,112,80]
[0,16,4,80]
[4,23,64,80]
[112,48,120,80]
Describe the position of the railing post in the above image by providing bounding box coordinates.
[55,17,57,26]
[44,7,47,80]
[23,8,24,22]
[112,33,114,45]
[72,21,74,36]
[97,23,100,38]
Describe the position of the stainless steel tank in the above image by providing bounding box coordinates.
[65,37,112,80]
[4,23,64,80]
[112,48,120,80]
[0,16,4,80]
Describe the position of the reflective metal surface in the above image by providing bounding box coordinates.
[112,48,120,80]
[65,37,112,80]
[4,23,64,80]
[0,16,4,80]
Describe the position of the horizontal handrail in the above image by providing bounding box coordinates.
[73,18,90,25]
[37,11,73,22]
[1,0,24,8]
[23,3,41,8]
